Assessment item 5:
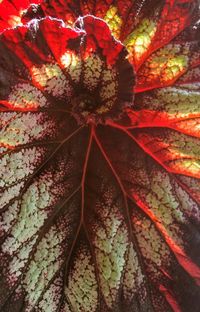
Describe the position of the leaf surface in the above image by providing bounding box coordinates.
[0,2,200,312]
[0,0,42,32]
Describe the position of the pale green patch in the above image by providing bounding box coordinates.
[2,171,56,256]
[0,146,7,153]
[0,201,19,236]
[23,224,68,309]
[153,87,200,116]
[31,64,72,97]
[172,159,200,176]
[142,43,189,82]
[83,54,102,91]
[143,169,187,248]
[104,6,122,39]
[152,130,200,176]
[66,245,98,312]
[123,243,145,301]
[165,131,200,158]
[98,67,117,114]
[164,56,188,80]
[60,51,82,83]
[8,83,47,109]
[134,216,170,269]
[174,182,200,221]
[0,182,23,208]
[37,274,63,312]
[7,238,37,285]
[124,18,157,61]
[146,170,185,226]
[136,86,200,136]
[0,112,56,147]
[93,186,129,308]
[136,127,200,176]
[1,151,75,275]
[0,147,45,188]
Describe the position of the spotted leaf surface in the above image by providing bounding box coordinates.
[0,1,200,312]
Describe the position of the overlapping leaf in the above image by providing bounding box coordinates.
[0,0,42,32]
[0,0,200,311]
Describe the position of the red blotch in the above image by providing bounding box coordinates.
[0,0,41,32]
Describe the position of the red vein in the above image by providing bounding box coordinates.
[108,120,200,207]
[1,125,84,213]
[106,121,200,283]
[107,121,200,178]
[127,190,200,284]
[81,125,93,221]
[92,128,156,309]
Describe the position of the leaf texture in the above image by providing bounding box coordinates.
[0,0,200,311]
[0,0,42,32]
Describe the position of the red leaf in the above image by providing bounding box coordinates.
[0,0,42,32]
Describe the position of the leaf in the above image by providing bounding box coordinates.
[40,0,198,69]
[124,0,198,69]
[2,0,198,69]
[0,0,42,32]
[0,2,200,312]
[135,22,200,91]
